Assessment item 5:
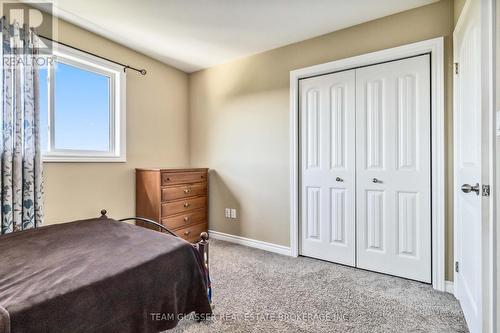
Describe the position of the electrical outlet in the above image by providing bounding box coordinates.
[224,208,231,218]
[230,209,237,219]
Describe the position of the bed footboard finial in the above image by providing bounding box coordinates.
[198,232,209,268]
[100,209,108,218]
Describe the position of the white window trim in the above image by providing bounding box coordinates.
[41,40,126,162]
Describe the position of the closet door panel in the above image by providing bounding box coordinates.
[300,70,356,266]
[355,55,431,283]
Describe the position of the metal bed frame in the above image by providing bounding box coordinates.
[98,209,211,303]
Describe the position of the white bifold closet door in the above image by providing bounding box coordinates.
[299,70,356,266]
[355,55,431,283]
[300,55,431,283]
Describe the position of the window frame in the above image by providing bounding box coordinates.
[41,41,126,162]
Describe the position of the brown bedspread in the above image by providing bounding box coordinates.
[0,217,211,333]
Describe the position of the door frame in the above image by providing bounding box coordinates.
[453,0,497,331]
[289,37,446,291]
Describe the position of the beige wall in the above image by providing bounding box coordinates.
[41,1,458,280]
[454,0,467,25]
[189,0,456,279]
[43,18,190,224]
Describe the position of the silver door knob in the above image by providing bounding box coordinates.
[461,183,480,195]
[335,177,343,182]
[372,178,381,183]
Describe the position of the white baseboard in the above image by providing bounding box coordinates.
[208,230,292,256]
[445,280,454,295]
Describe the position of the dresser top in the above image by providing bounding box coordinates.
[136,167,209,173]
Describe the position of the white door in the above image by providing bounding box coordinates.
[454,1,483,331]
[355,55,432,283]
[299,70,356,266]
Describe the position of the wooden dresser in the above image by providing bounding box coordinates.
[135,168,208,243]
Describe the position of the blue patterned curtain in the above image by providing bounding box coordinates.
[0,19,44,234]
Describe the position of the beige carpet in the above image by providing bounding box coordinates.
[170,240,468,333]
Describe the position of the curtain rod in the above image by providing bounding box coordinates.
[39,35,147,75]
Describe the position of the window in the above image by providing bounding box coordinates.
[39,42,126,162]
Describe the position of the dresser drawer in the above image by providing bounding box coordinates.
[161,183,207,202]
[161,172,206,186]
[162,209,206,230]
[161,196,206,217]
[175,223,207,243]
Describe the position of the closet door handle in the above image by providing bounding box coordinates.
[372,178,382,184]
[335,177,343,182]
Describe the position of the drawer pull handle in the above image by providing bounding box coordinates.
[183,217,190,222]
[184,203,190,208]
[184,231,191,236]
[166,177,171,181]
[183,188,191,194]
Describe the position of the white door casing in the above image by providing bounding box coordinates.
[454,0,483,332]
[299,70,356,266]
[290,37,445,291]
[355,55,431,283]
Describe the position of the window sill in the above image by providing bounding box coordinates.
[42,155,126,163]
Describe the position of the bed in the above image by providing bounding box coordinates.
[0,210,212,333]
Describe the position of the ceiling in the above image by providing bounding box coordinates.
[33,0,437,73]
